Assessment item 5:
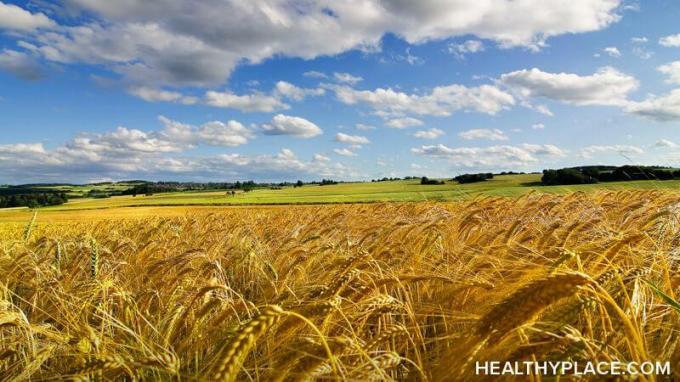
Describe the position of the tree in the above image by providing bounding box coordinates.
[541,169,597,185]
[420,177,444,185]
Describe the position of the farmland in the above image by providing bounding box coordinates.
[2,190,680,380]
[3,174,680,222]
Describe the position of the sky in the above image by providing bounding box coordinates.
[1,0,680,184]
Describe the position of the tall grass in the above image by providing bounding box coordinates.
[1,190,680,380]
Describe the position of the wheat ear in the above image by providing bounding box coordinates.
[211,305,285,382]
[477,271,593,341]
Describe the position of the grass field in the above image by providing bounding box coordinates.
[2,190,680,380]
[3,174,680,222]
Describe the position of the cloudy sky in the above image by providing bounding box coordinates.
[1,0,680,183]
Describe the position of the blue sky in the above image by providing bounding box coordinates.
[1,0,680,183]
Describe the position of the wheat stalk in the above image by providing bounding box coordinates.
[477,271,593,341]
[211,305,285,382]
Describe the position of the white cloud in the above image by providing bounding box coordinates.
[31,22,238,87]
[625,89,680,122]
[355,123,376,130]
[129,86,197,105]
[131,80,320,109]
[385,117,424,129]
[458,128,508,141]
[261,114,323,138]
[159,116,255,147]
[204,90,288,112]
[448,40,484,59]
[412,143,566,168]
[0,49,44,80]
[602,46,621,57]
[313,153,330,162]
[335,132,370,145]
[500,67,638,107]
[195,120,255,147]
[378,0,622,49]
[657,61,680,85]
[333,72,363,85]
[273,81,325,101]
[579,145,643,158]
[0,1,54,31]
[333,147,357,157]
[395,47,424,66]
[0,136,352,183]
[12,0,622,88]
[333,83,514,117]
[413,128,444,139]
[0,143,47,155]
[655,139,678,148]
[531,123,545,130]
[631,37,648,44]
[303,70,328,79]
[632,46,653,59]
[660,34,680,47]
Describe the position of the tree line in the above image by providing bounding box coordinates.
[0,189,68,208]
[542,165,680,185]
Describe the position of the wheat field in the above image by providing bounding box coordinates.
[1,190,680,381]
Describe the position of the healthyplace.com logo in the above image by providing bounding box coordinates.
[475,361,671,377]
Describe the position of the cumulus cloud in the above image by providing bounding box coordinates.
[0,136,351,184]
[625,89,680,121]
[413,128,444,139]
[333,83,515,118]
[261,114,323,138]
[659,34,680,47]
[602,46,621,57]
[0,1,54,31]
[458,128,508,141]
[161,116,257,147]
[0,143,47,155]
[355,123,376,130]
[194,121,255,147]
[335,132,370,145]
[303,70,328,79]
[273,81,325,101]
[412,143,566,168]
[631,37,648,44]
[655,139,678,148]
[632,46,653,60]
[30,22,239,88]
[657,61,680,84]
[531,123,546,130]
[204,90,288,112]
[130,80,321,110]
[333,147,357,157]
[578,144,643,158]
[129,86,198,104]
[0,49,44,80]
[385,117,424,129]
[313,153,330,162]
[3,0,623,88]
[333,72,363,85]
[447,40,484,59]
[500,67,638,107]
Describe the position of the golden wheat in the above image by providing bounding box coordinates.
[1,190,680,380]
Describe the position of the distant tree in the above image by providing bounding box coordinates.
[541,169,597,185]
[319,179,338,186]
[420,177,444,185]
[454,173,493,184]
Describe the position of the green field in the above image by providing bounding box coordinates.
[3,174,680,218]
